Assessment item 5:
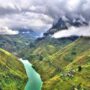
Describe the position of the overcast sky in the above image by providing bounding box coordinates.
[0,0,90,36]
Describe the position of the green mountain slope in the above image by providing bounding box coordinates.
[50,37,90,69]
[0,34,33,55]
[29,37,90,90]
[28,37,75,81]
[43,37,90,90]
[0,48,27,90]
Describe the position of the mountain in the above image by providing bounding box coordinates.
[0,31,35,55]
[44,16,88,36]
[17,28,40,39]
[0,21,89,90]
[0,27,39,51]
[43,37,90,90]
[23,36,78,61]
[25,36,77,81]
[0,26,78,59]
[29,37,90,90]
[0,48,27,90]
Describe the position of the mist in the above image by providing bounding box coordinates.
[52,25,90,38]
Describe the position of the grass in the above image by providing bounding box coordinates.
[0,48,27,90]
[29,37,90,90]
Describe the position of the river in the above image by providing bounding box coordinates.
[19,58,42,90]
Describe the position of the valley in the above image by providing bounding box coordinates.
[0,13,90,90]
[0,34,90,90]
[0,0,90,90]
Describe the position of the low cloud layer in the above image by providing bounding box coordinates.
[0,0,90,35]
[52,25,90,38]
[0,26,19,35]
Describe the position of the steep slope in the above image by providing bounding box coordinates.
[0,33,77,59]
[50,37,90,69]
[43,48,90,90]
[42,37,90,90]
[29,37,90,90]
[27,36,77,81]
[0,48,27,90]
[19,36,75,60]
[32,36,74,56]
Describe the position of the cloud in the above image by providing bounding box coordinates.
[0,25,19,35]
[0,12,53,33]
[0,0,90,19]
[0,0,90,35]
[52,25,90,38]
[28,0,90,20]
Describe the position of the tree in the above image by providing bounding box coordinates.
[78,66,82,72]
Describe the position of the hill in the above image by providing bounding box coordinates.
[29,37,90,90]
[0,48,27,90]
[18,36,77,59]
[28,36,78,81]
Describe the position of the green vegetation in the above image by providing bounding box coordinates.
[0,48,27,90]
[29,37,90,90]
[0,34,90,90]
[0,34,34,56]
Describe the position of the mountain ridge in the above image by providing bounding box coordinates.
[28,37,90,90]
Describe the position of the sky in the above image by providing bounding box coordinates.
[0,0,90,37]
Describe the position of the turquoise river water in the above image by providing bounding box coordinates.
[19,58,42,90]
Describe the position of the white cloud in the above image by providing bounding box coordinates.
[0,25,19,35]
[66,0,80,11]
[52,25,90,38]
[0,12,53,33]
[0,0,90,35]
